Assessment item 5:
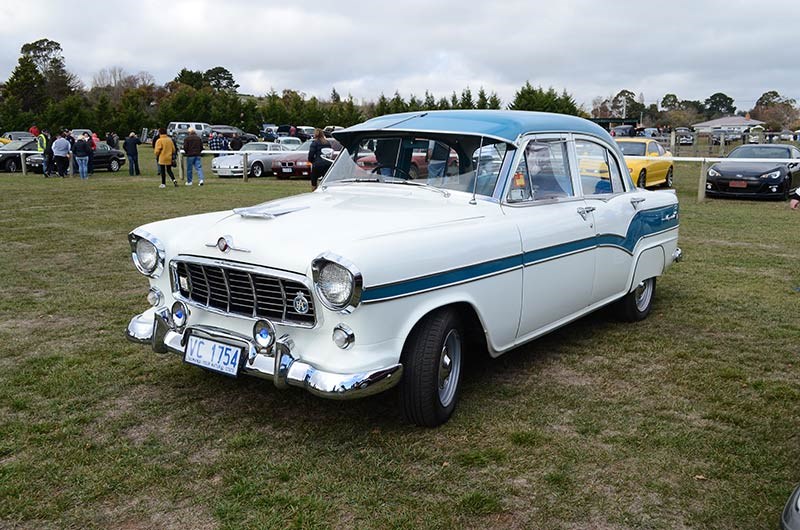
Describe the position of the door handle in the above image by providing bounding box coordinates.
[577,206,596,220]
[630,197,646,208]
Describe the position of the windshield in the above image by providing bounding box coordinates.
[322,135,510,197]
[242,143,268,151]
[616,142,646,156]
[728,146,791,159]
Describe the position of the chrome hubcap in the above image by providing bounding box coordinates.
[437,329,462,407]
[634,279,653,312]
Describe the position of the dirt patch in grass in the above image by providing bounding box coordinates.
[102,496,218,530]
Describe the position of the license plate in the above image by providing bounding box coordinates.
[282,167,292,173]
[184,335,242,376]
[729,180,747,188]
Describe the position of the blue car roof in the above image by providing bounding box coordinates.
[334,110,612,145]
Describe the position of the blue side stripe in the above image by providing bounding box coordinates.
[362,204,678,302]
[361,254,522,302]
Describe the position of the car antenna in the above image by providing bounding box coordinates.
[470,136,485,205]
[383,112,428,130]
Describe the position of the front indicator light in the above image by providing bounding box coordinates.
[332,324,355,349]
[147,287,163,307]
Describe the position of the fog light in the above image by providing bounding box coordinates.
[253,319,276,351]
[706,183,712,189]
[332,324,355,349]
[770,185,778,192]
[171,301,189,329]
[147,287,163,307]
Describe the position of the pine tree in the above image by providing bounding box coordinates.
[476,88,489,109]
[4,56,46,114]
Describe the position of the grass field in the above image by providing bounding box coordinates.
[1,154,799,529]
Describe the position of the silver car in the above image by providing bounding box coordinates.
[211,142,292,178]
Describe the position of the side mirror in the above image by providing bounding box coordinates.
[788,162,798,169]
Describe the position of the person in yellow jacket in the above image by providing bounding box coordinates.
[153,128,177,188]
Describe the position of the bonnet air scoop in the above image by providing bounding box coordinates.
[233,204,310,220]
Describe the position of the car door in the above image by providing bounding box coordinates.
[573,136,638,304]
[790,147,800,191]
[93,143,110,169]
[501,134,596,340]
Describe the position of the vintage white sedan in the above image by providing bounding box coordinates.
[210,142,292,178]
[126,110,681,426]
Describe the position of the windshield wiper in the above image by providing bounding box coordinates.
[385,178,451,198]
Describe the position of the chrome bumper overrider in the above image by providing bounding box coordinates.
[672,247,683,263]
[125,310,402,400]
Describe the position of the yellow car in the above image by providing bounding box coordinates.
[616,138,673,188]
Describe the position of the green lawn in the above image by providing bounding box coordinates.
[0,157,798,529]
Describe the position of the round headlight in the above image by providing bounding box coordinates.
[136,238,158,273]
[317,262,353,308]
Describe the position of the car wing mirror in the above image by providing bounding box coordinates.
[321,147,335,162]
[788,161,798,169]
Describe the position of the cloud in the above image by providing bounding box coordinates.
[1,0,798,110]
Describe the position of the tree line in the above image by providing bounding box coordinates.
[592,89,799,131]
[1,38,797,136]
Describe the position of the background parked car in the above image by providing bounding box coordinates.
[209,125,258,144]
[211,142,293,178]
[276,136,303,150]
[26,142,126,173]
[610,125,635,137]
[270,138,342,179]
[167,122,212,143]
[0,138,38,172]
[1,131,35,144]
[706,144,800,199]
[616,138,674,188]
[675,127,694,145]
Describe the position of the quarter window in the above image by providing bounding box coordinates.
[575,140,625,196]
[508,140,572,202]
[647,142,659,155]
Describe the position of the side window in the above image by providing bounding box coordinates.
[508,140,572,202]
[576,140,625,196]
[656,143,666,155]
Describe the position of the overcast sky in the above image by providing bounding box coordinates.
[2,0,798,111]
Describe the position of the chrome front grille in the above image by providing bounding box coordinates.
[173,259,315,326]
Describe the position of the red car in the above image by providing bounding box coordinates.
[271,139,342,179]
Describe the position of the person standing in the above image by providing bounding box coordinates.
[183,128,204,186]
[208,131,223,156]
[123,132,141,175]
[51,132,71,177]
[88,132,99,174]
[154,128,178,188]
[37,129,51,177]
[229,133,243,151]
[72,133,92,180]
[790,188,800,210]
[307,128,332,191]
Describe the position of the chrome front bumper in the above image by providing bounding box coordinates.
[126,309,402,400]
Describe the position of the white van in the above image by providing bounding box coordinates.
[166,122,212,142]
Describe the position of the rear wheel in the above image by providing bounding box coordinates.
[664,167,673,188]
[637,169,647,188]
[400,308,464,427]
[251,162,264,178]
[109,159,120,172]
[616,277,656,322]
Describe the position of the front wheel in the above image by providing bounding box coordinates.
[664,167,673,188]
[109,159,120,172]
[5,159,19,172]
[615,277,656,322]
[400,308,464,427]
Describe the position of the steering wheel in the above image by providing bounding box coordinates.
[370,165,414,180]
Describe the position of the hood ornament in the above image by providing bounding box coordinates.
[205,235,250,253]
